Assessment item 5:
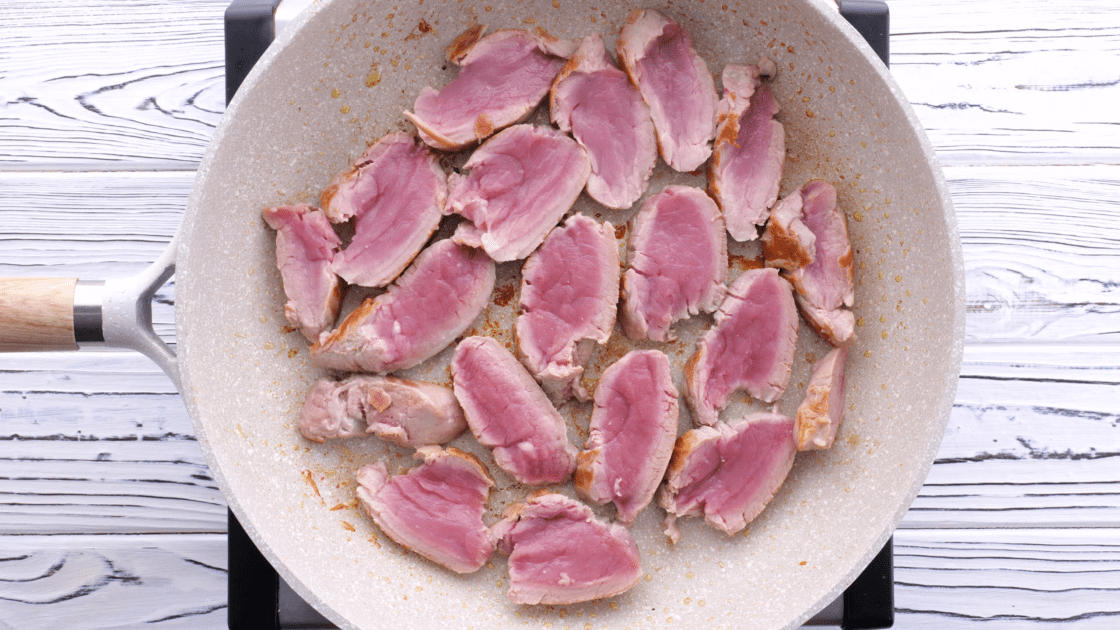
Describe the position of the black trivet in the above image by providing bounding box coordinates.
[223,1,894,628]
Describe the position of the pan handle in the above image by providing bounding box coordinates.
[0,237,181,389]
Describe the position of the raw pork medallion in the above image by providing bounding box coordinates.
[796,347,848,451]
[261,204,341,343]
[761,184,816,271]
[515,214,619,403]
[621,185,727,342]
[491,493,643,605]
[685,267,798,426]
[406,27,576,150]
[299,375,466,448]
[319,133,446,288]
[575,350,679,525]
[311,239,495,373]
[451,336,577,486]
[709,63,785,241]
[781,180,856,346]
[660,413,797,543]
[449,124,590,262]
[617,9,718,172]
[357,446,494,573]
[550,33,657,209]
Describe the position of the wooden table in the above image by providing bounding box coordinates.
[1,0,1117,627]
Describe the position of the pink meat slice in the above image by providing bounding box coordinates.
[659,413,797,543]
[405,28,577,151]
[550,33,657,209]
[709,64,785,241]
[298,375,466,448]
[491,493,642,605]
[515,214,619,403]
[261,204,341,343]
[621,185,727,342]
[761,186,816,271]
[796,347,848,451]
[319,133,447,287]
[575,350,679,525]
[617,9,718,173]
[784,180,856,346]
[311,239,495,373]
[449,124,590,262]
[356,446,495,573]
[685,268,798,426]
[451,336,577,485]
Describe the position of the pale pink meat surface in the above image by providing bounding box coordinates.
[796,347,848,450]
[685,268,798,425]
[550,34,657,209]
[449,124,590,262]
[515,214,619,403]
[621,185,727,341]
[617,9,718,172]
[659,413,797,543]
[575,350,679,525]
[761,187,816,271]
[405,28,576,150]
[709,64,785,241]
[491,493,642,604]
[784,180,856,346]
[319,133,446,288]
[356,446,495,573]
[311,240,495,373]
[261,204,341,343]
[451,336,577,485]
[298,375,466,448]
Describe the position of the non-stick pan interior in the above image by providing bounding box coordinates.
[179,1,964,628]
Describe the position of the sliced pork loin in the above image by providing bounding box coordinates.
[783,180,856,346]
[516,215,619,403]
[311,240,495,373]
[405,28,577,151]
[685,268,798,426]
[796,347,848,451]
[261,204,341,343]
[617,9,718,172]
[709,63,785,241]
[659,413,797,543]
[621,185,727,342]
[491,493,643,605]
[299,375,466,448]
[451,336,577,485]
[319,133,446,288]
[550,33,657,209]
[356,446,494,573]
[761,185,816,271]
[449,124,590,262]
[575,350,679,525]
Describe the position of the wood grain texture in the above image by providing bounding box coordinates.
[0,277,78,351]
[0,1,226,171]
[895,528,1120,627]
[0,534,227,629]
[890,0,1120,166]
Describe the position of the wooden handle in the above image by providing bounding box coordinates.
[0,278,78,352]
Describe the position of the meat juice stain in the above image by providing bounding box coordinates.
[492,283,516,307]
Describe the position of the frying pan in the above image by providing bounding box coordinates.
[0,0,965,627]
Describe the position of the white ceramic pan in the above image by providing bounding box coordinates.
[0,0,965,628]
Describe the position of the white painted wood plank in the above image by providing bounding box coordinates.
[0,1,227,171]
[1,0,1116,170]
[0,534,227,629]
[890,0,1120,166]
[895,528,1120,627]
[902,346,1120,529]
